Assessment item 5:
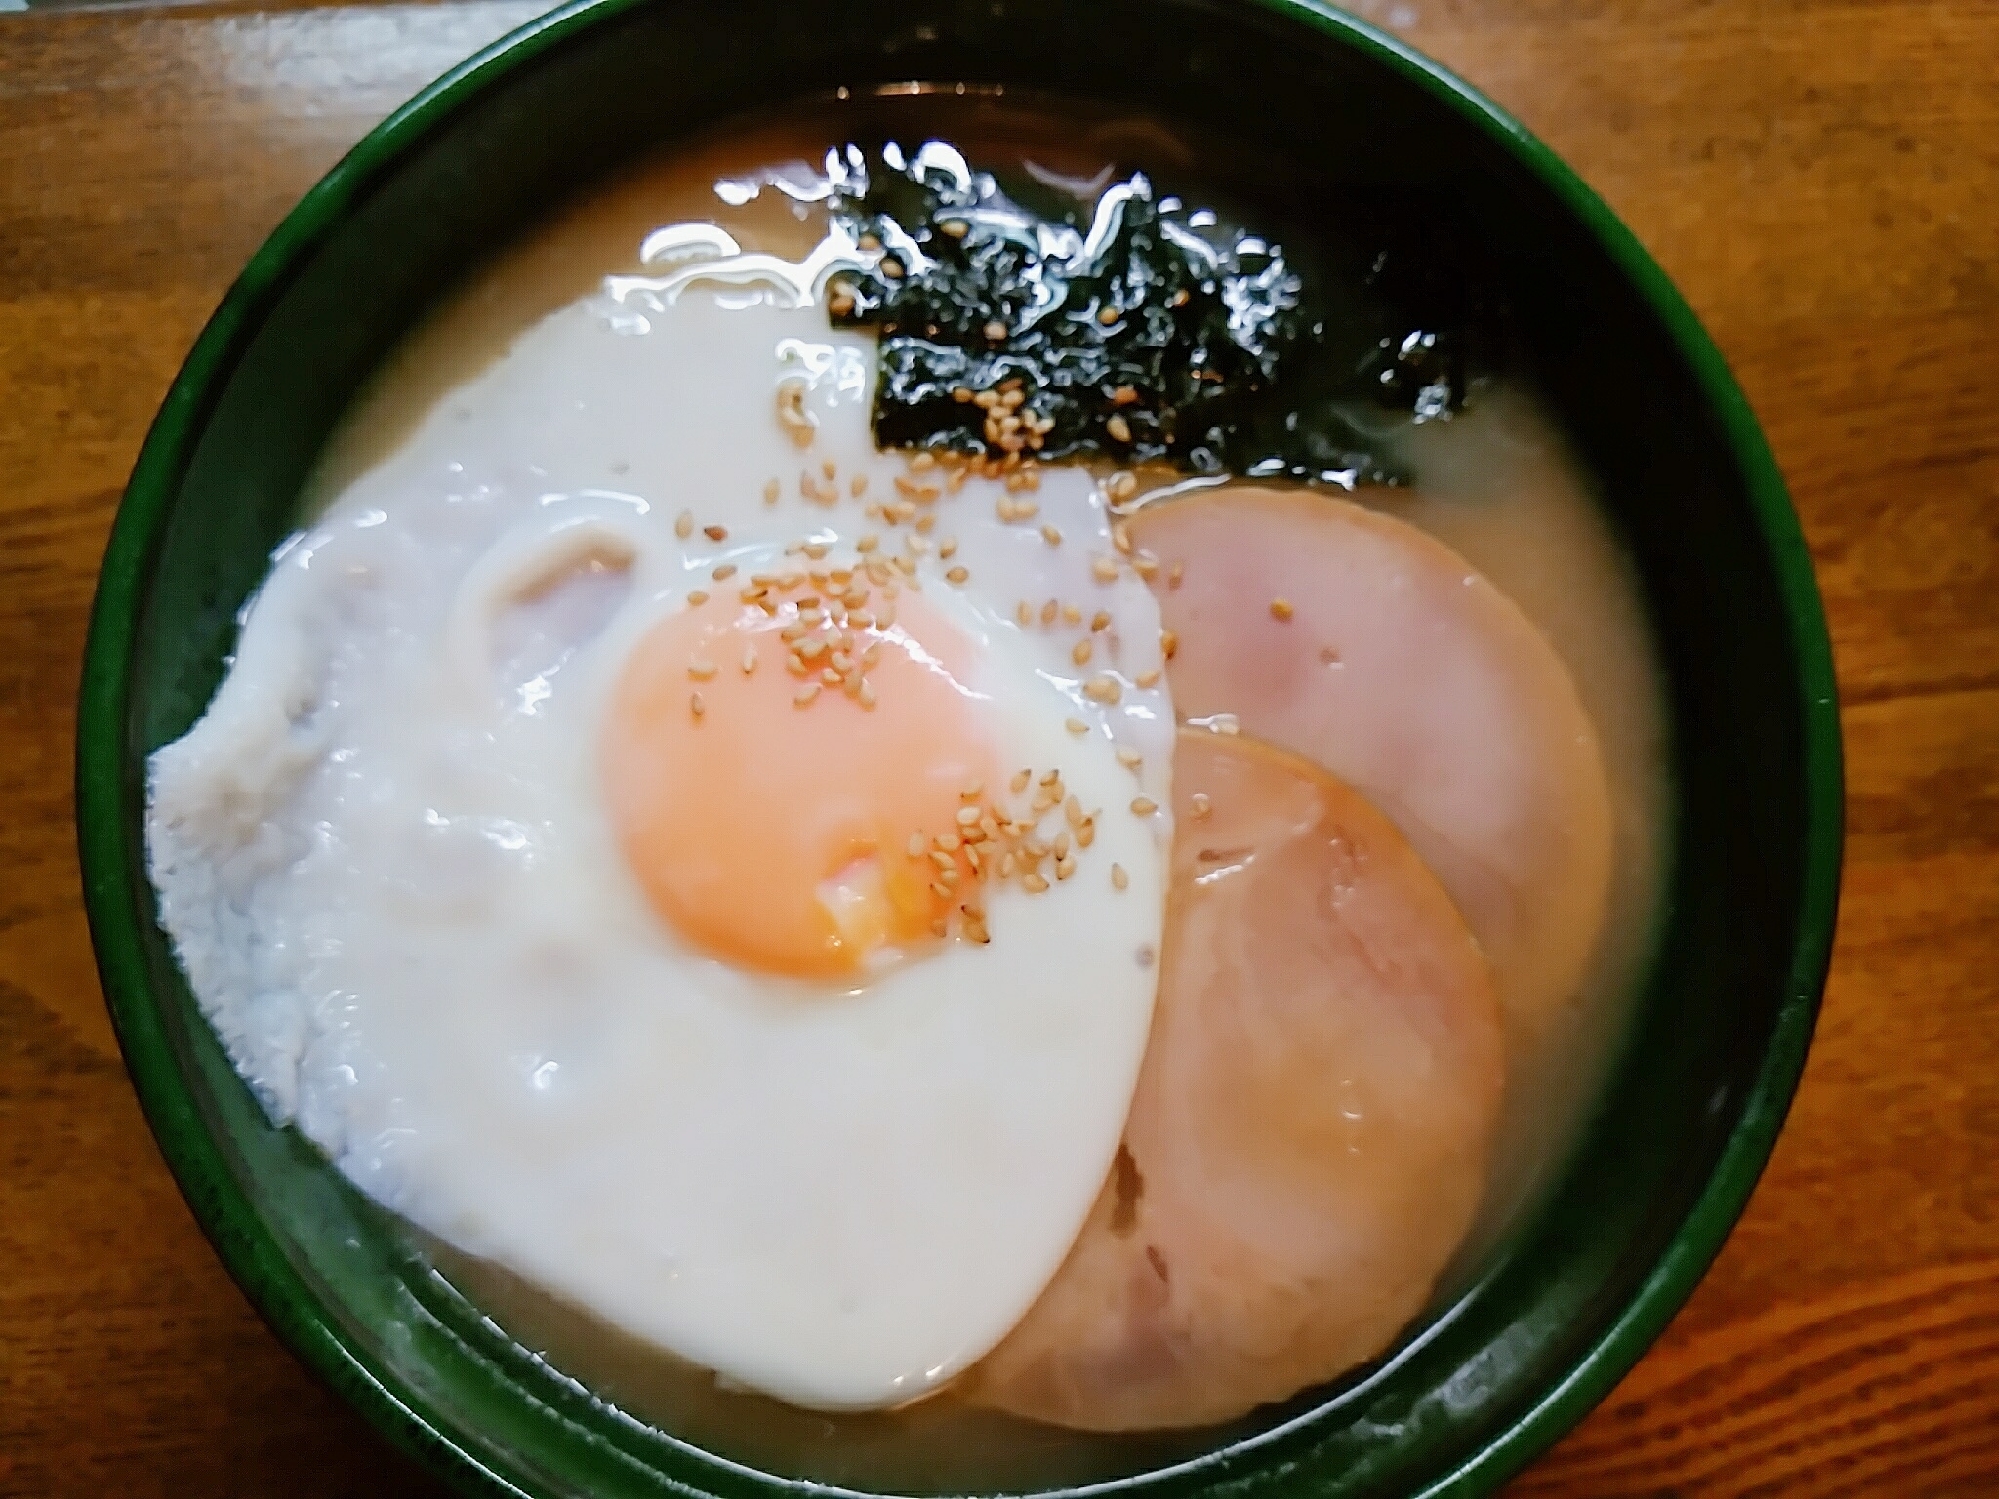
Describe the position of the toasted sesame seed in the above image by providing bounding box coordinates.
[938,538,958,560]
[1135,668,1162,689]
[1056,856,1077,880]
[1270,597,1295,621]
[1040,523,1062,546]
[1014,499,1040,521]
[1011,769,1032,794]
[1023,873,1050,894]
[686,590,709,607]
[1112,522,1133,555]
[1065,796,1084,826]
[1190,792,1212,820]
[983,319,1007,342]
[1171,288,1191,307]
[1116,746,1142,769]
[1097,304,1120,326]
[674,509,694,539]
[1041,599,1059,626]
[1161,629,1178,659]
[1076,817,1096,848]
[712,563,737,581]
[704,524,727,542]
[1106,413,1133,443]
[953,386,974,403]
[946,565,970,585]
[794,683,821,707]
[1072,639,1094,667]
[881,257,904,279]
[1130,795,1159,816]
[1132,550,1160,580]
[1091,556,1121,583]
[1106,470,1138,503]
[1168,561,1185,588]
[1084,674,1122,705]
[689,691,705,718]
[1053,830,1072,860]
[1111,863,1129,890]
[1016,600,1033,626]
[1066,717,1089,735]
[762,478,781,505]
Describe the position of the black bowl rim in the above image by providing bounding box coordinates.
[74,1,1844,1495]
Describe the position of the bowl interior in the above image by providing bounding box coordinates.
[76,0,1841,1495]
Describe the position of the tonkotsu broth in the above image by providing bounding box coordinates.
[306,93,1668,1490]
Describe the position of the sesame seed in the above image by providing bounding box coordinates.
[1076,818,1096,848]
[686,590,709,607]
[1161,629,1178,659]
[858,679,876,709]
[1097,305,1120,326]
[704,525,727,542]
[1190,792,1212,820]
[1116,746,1142,769]
[1107,470,1138,503]
[1011,769,1032,794]
[1091,556,1120,583]
[881,257,904,279]
[794,683,821,707]
[1053,831,1072,860]
[1111,863,1129,891]
[1072,639,1094,667]
[953,386,974,402]
[1270,597,1295,621]
[1041,599,1059,626]
[688,659,717,680]
[797,638,826,660]
[1135,668,1162,689]
[1056,856,1077,881]
[956,805,982,828]
[935,831,961,852]
[938,538,958,560]
[946,566,970,585]
[1065,796,1084,826]
[1014,500,1040,521]
[1130,795,1158,816]
[1131,550,1160,580]
[1210,713,1241,735]
[1016,601,1033,627]
[1023,873,1050,894]
[1084,674,1122,705]
[762,479,780,504]
[712,563,737,581]
[941,219,969,238]
[851,473,869,497]
[983,319,1007,342]
[1168,561,1184,588]
[1040,523,1063,547]
[689,691,705,718]
[674,510,694,539]
[741,647,758,674]
[1106,413,1133,443]
[1066,717,1089,735]
[1112,522,1133,555]
[1171,288,1191,307]
[908,833,928,858]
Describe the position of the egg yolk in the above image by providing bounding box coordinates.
[601,587,999,979]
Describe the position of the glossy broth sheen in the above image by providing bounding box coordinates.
[314,94,1669,1491]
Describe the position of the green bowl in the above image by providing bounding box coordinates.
[75,0,1843,1493]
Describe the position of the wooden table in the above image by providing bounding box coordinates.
[2,1,1993,1492]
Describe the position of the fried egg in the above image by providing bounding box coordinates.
[147,238,1175,1409]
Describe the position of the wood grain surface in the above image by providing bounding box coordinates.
[1,1,1993,1493]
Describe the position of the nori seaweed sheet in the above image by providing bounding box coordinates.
[824,143,1501,486]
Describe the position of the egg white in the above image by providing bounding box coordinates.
[148,257,1175,1409]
